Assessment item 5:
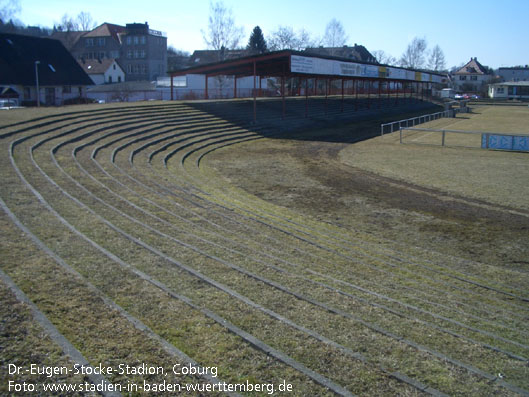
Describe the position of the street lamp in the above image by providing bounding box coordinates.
[34,60,40,107]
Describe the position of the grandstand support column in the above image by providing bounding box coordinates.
[305,78,309,118]
[325,78,328,115]
[421,82,424,101]
[205,75,209,100]
[234,77,237,99]
[341,78,344,113]
[253,60,256,123]
[281,75,286,119]
[170,75,174,100]
[396,80,399,104]
[367,80,371,109]
[297,77,302,96]
[377,79,381,109]
[355,79,358,111]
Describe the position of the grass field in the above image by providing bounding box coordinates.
[340,106,529,211]
[1,101,528,396]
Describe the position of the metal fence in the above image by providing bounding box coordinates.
[398,127,529,152]
[380,108,458,136]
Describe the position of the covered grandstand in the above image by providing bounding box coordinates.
[170,50,447,122]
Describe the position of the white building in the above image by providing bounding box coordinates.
[77,58,125,85]
[488,81,529,99]
[453,58,492,93]
[159,74,275,100]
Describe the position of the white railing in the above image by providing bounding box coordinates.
[380,108,458,136]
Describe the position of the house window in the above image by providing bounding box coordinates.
[470,76,477,81]
[134,50,139,58]
[133,36,139,45]
[140,50,145,58]
[496,87,505,94]
[63,86,71,94]
[126,36,131,45]
[459,75,467,81]
[97,38,105,46]
[140,36,146,45]
[86,38,94,47]
[113,64,116,70]
[127,64,133,74]
[127,50,133,59]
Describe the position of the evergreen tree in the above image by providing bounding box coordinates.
[247,26,268,54]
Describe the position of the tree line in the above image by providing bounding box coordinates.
[202,1,448,72]
[2,0,449,73]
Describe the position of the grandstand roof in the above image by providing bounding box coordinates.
[170,49,444,82]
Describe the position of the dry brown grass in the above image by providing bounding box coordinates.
[340,106,529,210]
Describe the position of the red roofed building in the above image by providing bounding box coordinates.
[453,57,493,93]
[66,22,167,82]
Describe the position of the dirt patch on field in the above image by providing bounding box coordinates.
[206,124,529,271]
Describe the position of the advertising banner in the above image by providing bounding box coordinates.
[291,55,441,82]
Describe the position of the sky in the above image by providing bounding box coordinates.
[13,0,529,69]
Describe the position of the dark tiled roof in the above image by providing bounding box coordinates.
[304,45,378,64]
[50,30,87,51]
[77,58,121,75]
[0,33,94,86]
[189,49,248,66]
[454,58,487,75]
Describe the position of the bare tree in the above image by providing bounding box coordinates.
[0,0,20,22]
[77,11,96,31]
[297,28,319,50]
[427,44,446,71]
[323,18,347,54]
[372,50,397,65]
[267,26,317,51]
[399,37,428,69]
[56,13,79,32]
[202,1,244,56]
[267,26,298,50]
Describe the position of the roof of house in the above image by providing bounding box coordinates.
[77,58,122,75]
[186,44,378,69]
[454,57,487,75]
[50,30,87,51]
[490,81,529,87]
[188,49,248,66]
[498,66,529,70]
[83,23,127,43]
[0,33,93,86]
[304,45,378,64]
